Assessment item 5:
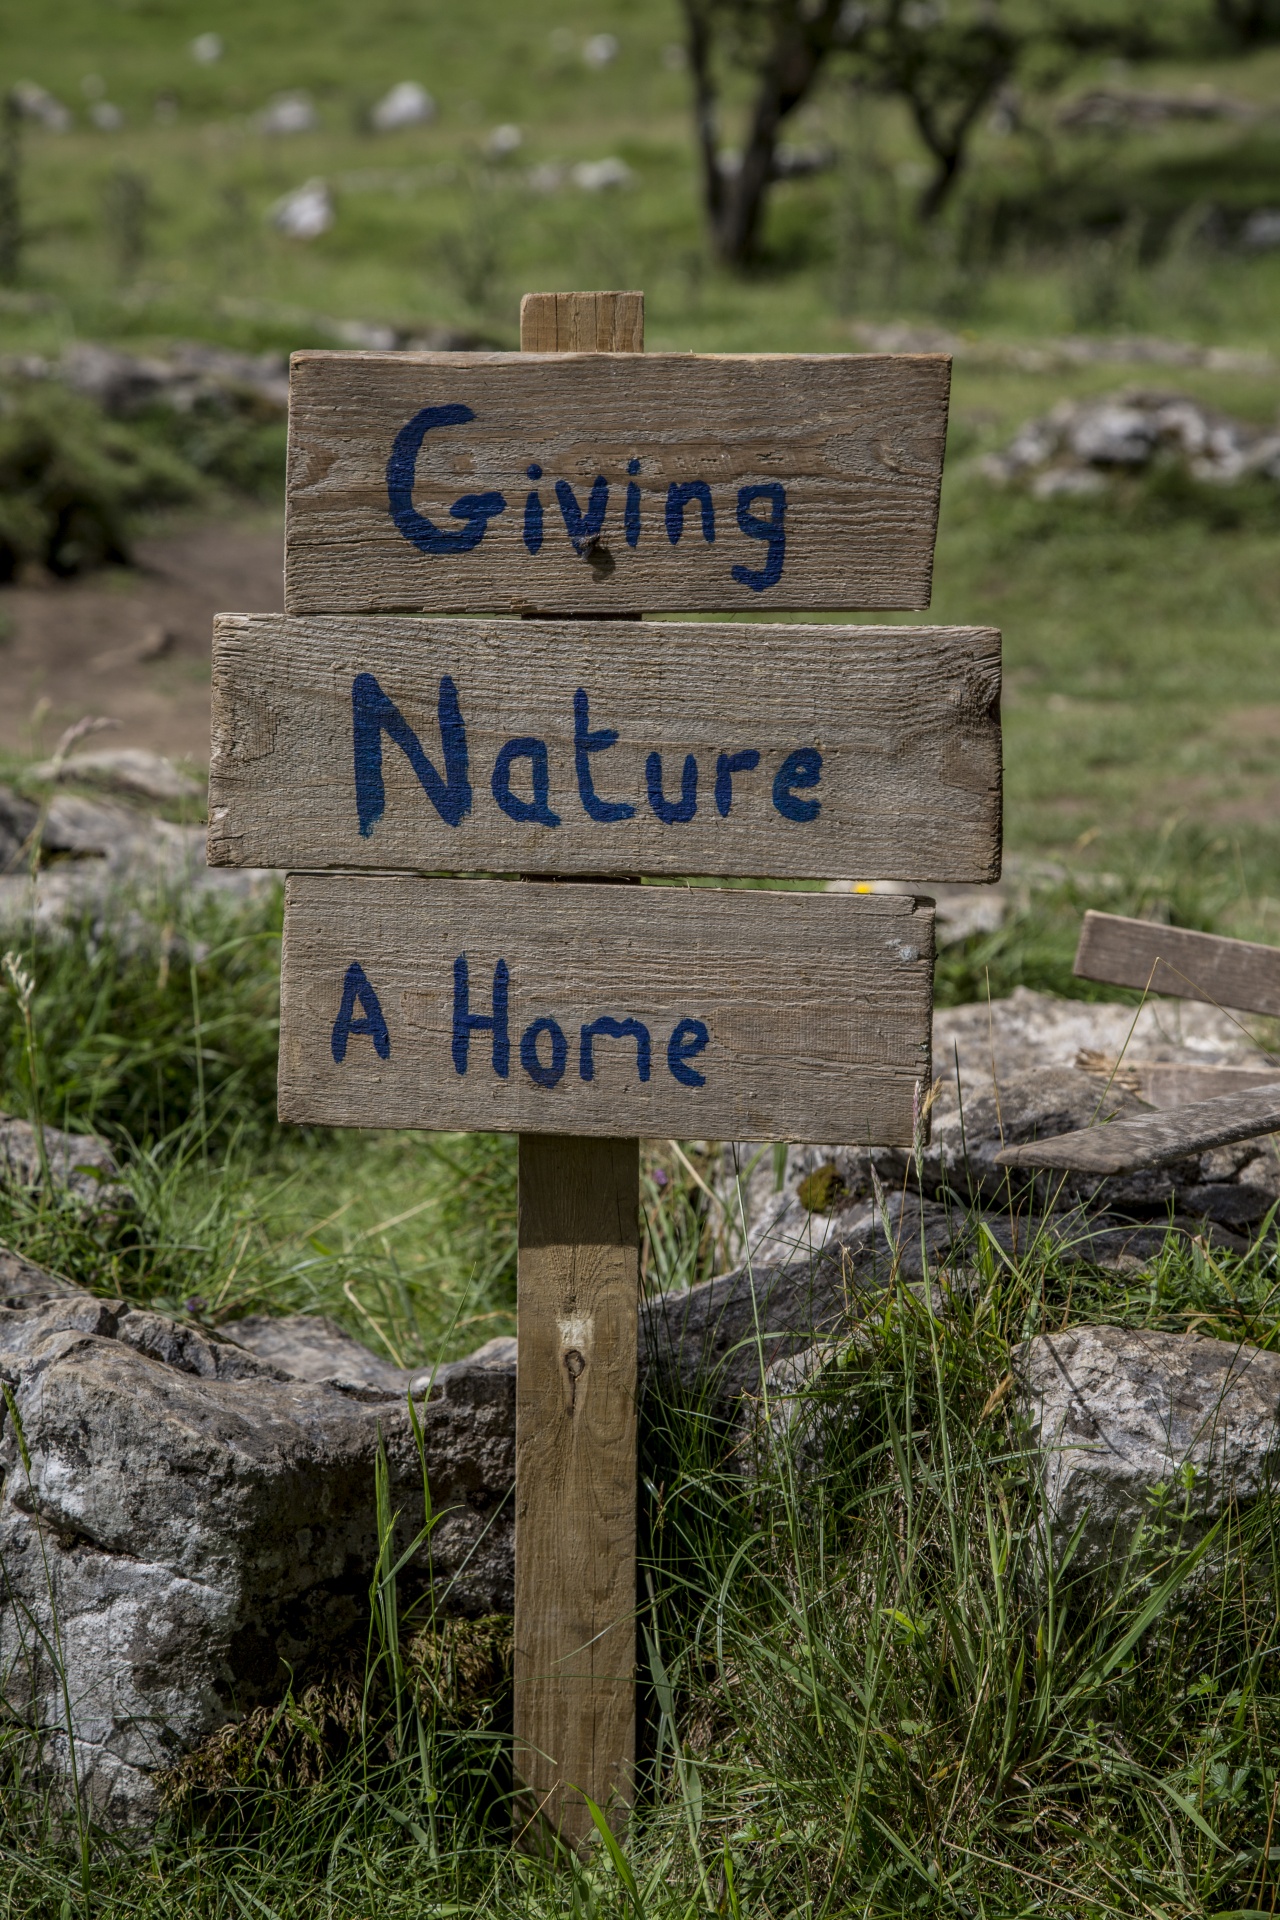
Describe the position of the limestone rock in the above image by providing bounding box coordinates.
[29,749,200,802]
[0,1114,126,1211]
[0,804,278,940]
[1016,1325,1280,1568]
[0,789,39,873]
[980,388,1280,491]
[731,991,1280,1245]
[0,1245,80,1309]
[0,1284,515,1827]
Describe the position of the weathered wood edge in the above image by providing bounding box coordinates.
[1074,909,1280,1020]
[206,612,1003,884]
[995,1081,1280,1174]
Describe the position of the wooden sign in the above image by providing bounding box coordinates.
[1076,910,1280,1019]
[284,350,951,616]
[209,614,1002,882]
[211,289,976,1850]
[278,876,934,1143]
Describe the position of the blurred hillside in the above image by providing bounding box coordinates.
[3,0,1280,353]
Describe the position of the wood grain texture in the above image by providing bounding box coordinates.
[512,288,643,1851]
[283,351,951,615]
[1130,1063,1280,1109]
[514,1134,638,1841]
[996,1080,1280,1174]
[519,291,644,353]
[277,875,935,1142]
[1074,910,1280,1018]
[207,614,1002,882]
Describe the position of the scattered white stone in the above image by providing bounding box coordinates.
[90,102,124,132]
[570,156,633,191]
[257,91,317,136]
[527,161,566,193]
[370,81,435,132]
[12,82,72,133]
[583,32,619,67]
[1242,208,1280,251]
[190,32,223,64]
[1030,467,1107,500]
[270,178,334,240]
[486,122,522,158]
[29,749,200,803]
[981,388,1280,491]
[333,318,398,350]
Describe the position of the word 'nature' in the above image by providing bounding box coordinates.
[353,674,822,836]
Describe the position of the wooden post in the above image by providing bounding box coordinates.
[513,291,644,1849]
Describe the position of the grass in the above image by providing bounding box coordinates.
[2,1176,1278,1916]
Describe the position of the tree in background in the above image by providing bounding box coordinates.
[846,1,1020,220]
[681,0,1251,265]
[0,93,20,287]
[1214,0,1280,41]
[680,0,848,267]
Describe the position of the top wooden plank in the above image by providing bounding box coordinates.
[284,351,951,616]
[1074,910,1280,1020]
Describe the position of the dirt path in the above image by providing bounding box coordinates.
[0,512,284,769]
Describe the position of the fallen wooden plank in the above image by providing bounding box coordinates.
[278,876,934,1143]
[996,1080,1280,1175]
[208,615,1002,882]
[1128,1063,1280,1109]
[1074,910,1280,1019]
[284,350,951,615]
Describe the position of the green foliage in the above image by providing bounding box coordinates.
[0,381,197,577]
[0,890,283,1147]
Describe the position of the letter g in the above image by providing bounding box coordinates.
[386,403,507,554]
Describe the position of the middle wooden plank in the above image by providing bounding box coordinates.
[278,876,934,1143]
[209,615,1001,882]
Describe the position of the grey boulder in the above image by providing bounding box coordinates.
[1016,1324,1280,1569]
[0,1280,515,1828]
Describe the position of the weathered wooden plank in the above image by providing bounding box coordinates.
[514,1134,638,1841]
[277,876,935,1143]
[283,350,951,615]
[996,1081,1280,1174]
[1074,910,1280,1019]
[519,290,644,354]
[1130,1063,1280,1109]
[207,614,1002,883]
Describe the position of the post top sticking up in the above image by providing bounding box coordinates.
[519,289,644,353]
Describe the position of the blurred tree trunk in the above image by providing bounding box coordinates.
[0,94,21,287]
[854,2,1019,224]
[681,0,846,269]
[1214,0,1280,42]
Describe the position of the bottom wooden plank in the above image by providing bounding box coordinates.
[996,1080,1280,1175]
[514,1134,638,1849]
[279,876,934,1143]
